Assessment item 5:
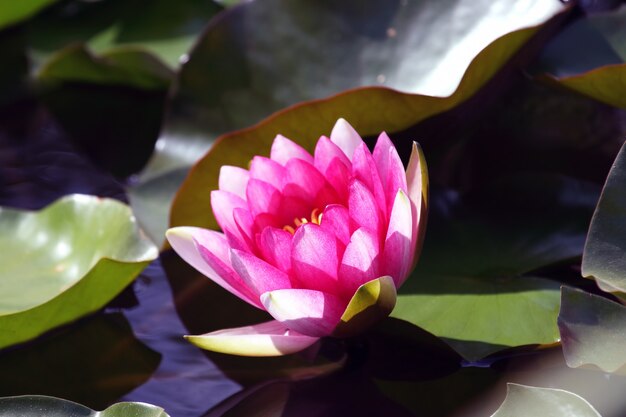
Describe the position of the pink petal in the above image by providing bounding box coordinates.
[406,142,429,268]
[330,118,363,161]
[372,132,408,215]
[166,227,262,309]
[249,156,285,190]
[352,142,386,217]
[348,179,382,239]
[218,165,249,200]
[270,134,314,165]
[338,227,381,299]
[246,179,283,218]
[257,227,293,273]
[261,289,345,337]
[283,158,338,209]
[211,190,249,244]
[291,223,340,294]
[231,207,257,254]
[230,249,294,296]
[382,190,413,287]
[324,158,351,204]
[314,135,350,174]
[186,320,319,356]
[319,204,351,247]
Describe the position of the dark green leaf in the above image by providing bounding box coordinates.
[154,0,567,178]
[27,0,221,69]
[0,0,59,30]
[392,174,598,361]
[38,44,173,90]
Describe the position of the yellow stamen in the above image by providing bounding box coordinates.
[282,208,323,234]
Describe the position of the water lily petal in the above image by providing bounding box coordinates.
[348,179,382,239]
[339,227,381,299]
[314,135,350,174]
[330,118,362,161]
[406,142,429,268]
[231,249,294,296]
[186,320,319,356]
[218,165,249,200]
[283,158,337,207]
[270,134,314,165]
[291,223,340,293]
[373,132,408,215]
[211,190,248,239]
[232,207,256,253]
[261,289,345,337]
[258,227,293,273]
[382,190,413,286]
[323,158,351,204]
[352,142,386,217]
[320,204,351,247]
[166,227,262,308]
[249,156,285,190]
[246,179,283,218]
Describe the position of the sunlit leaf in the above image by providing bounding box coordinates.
[0,195,158,349]
[153,0,567,179]
[558,286,626,373]
[582,142,626,292]
[167,6,570,233]
[392,174,598,361]
[491,383,601,417]
[0,395,169,417]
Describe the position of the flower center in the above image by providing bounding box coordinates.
[283,208,323,235]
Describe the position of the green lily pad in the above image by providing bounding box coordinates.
[558,286,626,373]
[27,0,222,69]
[0,0,59,30]
[582,142,626,292]
[38,44,174,90]
[491,383,601,417]
[149,0,569,239]
[547,64,626,109]
[153,0,567,178]
[0,194,158,349]
[0,395,169,417]
[392,174,598,361]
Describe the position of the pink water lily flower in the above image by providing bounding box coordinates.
[166,119,428,356]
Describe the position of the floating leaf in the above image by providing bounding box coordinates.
[582,142,626,292]
[0,195,158,349]
[392,174,598,361]
[0,395,169,417]
[491,383,601,417]
[558,286,626,373]
[548,64,626,109]
[0,0,59,30]
[38,44,174,90]
[168,9,571,233]
[27,0,222,69]
[153,0,568,178]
